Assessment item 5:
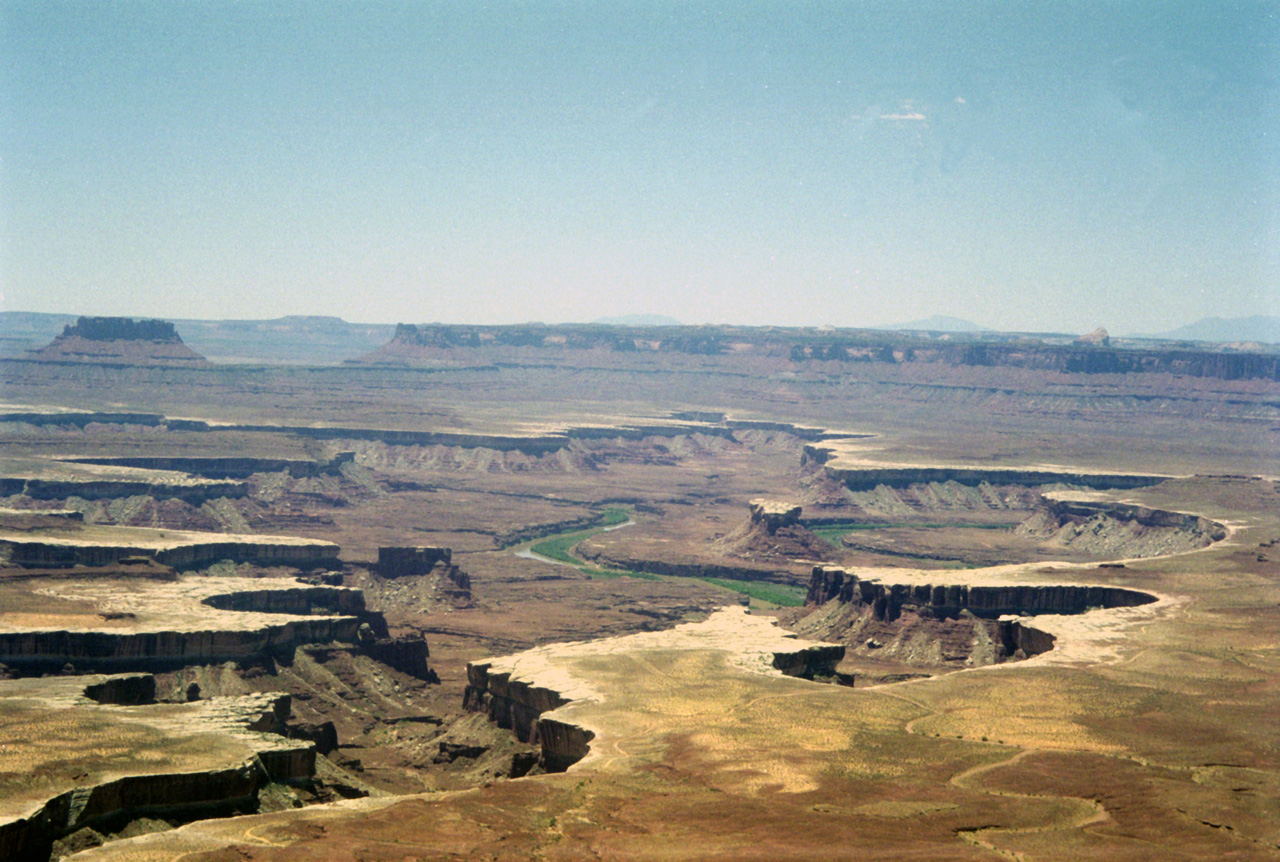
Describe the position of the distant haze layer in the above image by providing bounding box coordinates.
[2,2,1276,332]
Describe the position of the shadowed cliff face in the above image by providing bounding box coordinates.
[61,318,182,343]
[805,566,1156,620]
[796,565,1158,674]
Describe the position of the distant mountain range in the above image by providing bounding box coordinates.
[590,314,682,326]
[872,315,988,333]
[1137,315,1280,345]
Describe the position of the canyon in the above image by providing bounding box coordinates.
[0,317,1275,860]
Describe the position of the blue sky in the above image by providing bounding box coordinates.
[2,1,1276,332]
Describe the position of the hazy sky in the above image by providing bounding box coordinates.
[2,1,1277,332]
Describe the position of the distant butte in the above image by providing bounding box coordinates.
[26,316,210,366]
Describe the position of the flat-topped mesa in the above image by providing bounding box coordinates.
[391,322,470,348]
[749,499,803,534]
[61,316,182,342]
[28,316,209,365]
[806,566,1157,621]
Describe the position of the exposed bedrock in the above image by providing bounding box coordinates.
[0,536,339,570]
[59,317,182,343]
[377,545,451,576]
[462,661,596,774]
[787,337,1280,381]
[0,411,166,428]
[0,477,248,504]
[0,582,396,675]
[0,616,363,674]
[801,451,1174,493]
[708,500,835,564]
[799,568,1074,667]
[82,673,156,705]
[1039,498,1227,542]
[749,499,803,533]
[24,317,210,367]
[362,635,432,680]
[770,642,848,678]
[58,452,355,480]
[0,692,311,862]
[465,662,570,743]
[805,566,1156,620]
[200,584,367,616]
[169,421,740,455]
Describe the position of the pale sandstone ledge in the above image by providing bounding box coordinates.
[0,674,312,860]
[0,576,367,672]
[0,523,338,569]
[802,443,1180,491]
[464,607,845,772]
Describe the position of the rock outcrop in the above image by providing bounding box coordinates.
[0,525,339,569]
[1017,497,1227,557]
[0,615,363,674]
[802,453,1174,493]
[82,673,156,705]
[704,500,836,567]
[60,318,182,342]
[0,578,367,674]
[0,475,248,504]
[799,565,1159,669]
[377,546,451,576]
[24,317,209,366]
[1076,327,1110,346]
[749,499,803,533]
[0,686,312,862]
[60,452,355,480]
[805,566,1156,620]
[363,635,432,680]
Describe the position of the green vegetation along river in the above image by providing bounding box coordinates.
[514,509,806,608]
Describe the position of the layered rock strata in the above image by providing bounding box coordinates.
[59,452,355,480]
[0,578,367,674]
[0,676,311,862]
[802,450,1174,493]
[0,475,247,504]
[0,524,338,569]
[806,566,1156,620]
[1036,497,1227,543]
